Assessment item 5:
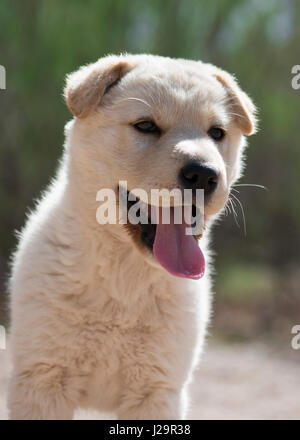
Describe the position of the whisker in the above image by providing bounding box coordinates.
[223,203,230,216]
[226,111,250,121]
[117,97,152,109]
[231,193,247,236]
[233,183,268,191]
[228,196,240,229]
[224,197,233,217]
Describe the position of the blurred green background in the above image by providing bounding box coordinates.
[0,0,299,345]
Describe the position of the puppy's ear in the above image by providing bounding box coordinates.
[212,68,257,135]
[64,55,135,118]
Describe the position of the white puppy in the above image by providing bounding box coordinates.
[8,54,256,419]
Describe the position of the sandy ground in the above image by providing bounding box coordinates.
[1,342,299,420]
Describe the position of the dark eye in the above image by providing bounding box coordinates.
[133,120,160,134]
[208,127,225,141]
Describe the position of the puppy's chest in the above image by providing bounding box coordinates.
[79,292,166,343]
[76,287,199,366]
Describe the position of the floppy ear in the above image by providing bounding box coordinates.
[64,55,135,118]
[212,68,257,135]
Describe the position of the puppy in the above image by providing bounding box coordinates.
[8,54,256,419]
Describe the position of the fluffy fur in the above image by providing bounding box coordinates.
[8,54,256,419]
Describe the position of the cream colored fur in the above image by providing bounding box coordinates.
[8,54,256,420]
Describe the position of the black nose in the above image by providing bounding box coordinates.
[179,162,218,196]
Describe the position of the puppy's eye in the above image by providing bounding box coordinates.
[208,127,225,141]
[133,121,160,134]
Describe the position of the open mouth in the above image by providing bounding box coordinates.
[124,191,205,280]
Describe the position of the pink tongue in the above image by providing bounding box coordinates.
[153,207,205,280]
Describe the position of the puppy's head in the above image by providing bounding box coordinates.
[64,54,257,279]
